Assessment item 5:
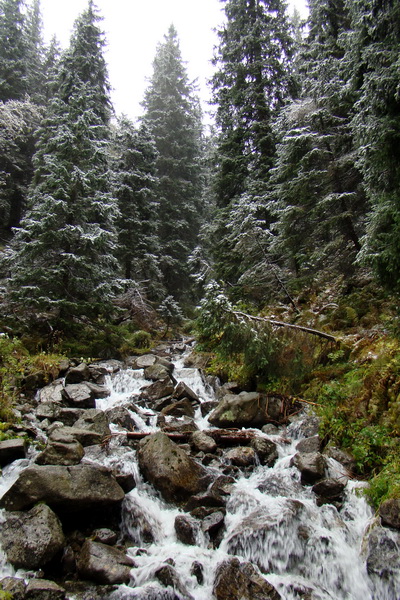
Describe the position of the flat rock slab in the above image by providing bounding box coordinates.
[0,438,26,467]
[0,464,125,511]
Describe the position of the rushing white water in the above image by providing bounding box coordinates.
[1,344,399,600]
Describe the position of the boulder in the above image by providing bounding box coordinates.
[38,380,64,404]
[106,406,137,430]
[77,540,134,585]
[173,381,199,403]
[92,528,118,545]
[64,363,90,384]
[0,464,125,511]
[49,426,103,447]
[73,409,111,437]
[144,363,171,381]
[208,392,285,428]
[161,399,195,418]
[140,377,175,402]
[175,514,200,545]
[158,416,199,434]
[296,435,321,454]
[0,438,26,467]
[184,490,226,512]
[25,578,66,600]
[137,432,211,504]
[213,558,281,600]
[225,446,256,467]
[201,510,225,536]
[366,525,400,578]
[200,400,219,417]
[250,436,278,467]
[292,452,326,484]
[155,564,194,600]
[0,503,65,569]
[135,354,157,368]
[324,446,356,473]
[379,498,400,529]
[191,430,217,453]
[312,478,346,505]
[35,439,84,466]
[62,383,97,408]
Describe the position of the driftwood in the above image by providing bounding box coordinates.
[230,309,337,343]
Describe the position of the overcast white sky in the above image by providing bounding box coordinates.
[40,0,309,122]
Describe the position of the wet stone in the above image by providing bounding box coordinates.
[25,578,66,600]
[175,514,200,545]
[292,452,326,485]
[0,577,26,600]
[379,498,400,529]
[296,435,321,454]
[0,438,26,467]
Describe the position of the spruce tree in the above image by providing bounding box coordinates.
[111,116,162,297]
[211,0,295,208]
[0,0,28,101]
[4,2,120,324]
[142,25,204,299]
[270,0,366,285]
[348,0,400,291]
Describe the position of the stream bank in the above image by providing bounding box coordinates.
[0,340,399,599]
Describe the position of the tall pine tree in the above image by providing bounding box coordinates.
[0,0,28,101]
[4,1,120,324]
[142,25,204,299]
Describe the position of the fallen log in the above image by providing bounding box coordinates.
[126,429,260,445]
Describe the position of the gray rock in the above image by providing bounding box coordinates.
[292,452,326,484]
[184,490,226,512]
[200,400,219,416]
[380,498,400,529]
[0,503,65,569]
[62,383,97,408]
[175,514,200,545]
[77,540,134,585]
[0,438,26,467]
[366,525,400,578]
[202,510,225,536]
[38,380,64,404]
[155,564,194,600]
[137,432,211,504]
[191,430,217,453]
[84,382,111,399]
[65,363,90,384]
[250,436,278,467]
[261,424,279,435]
[312,478,346,503]
[0,577,26,600]
[296,435,321,454]
[173,381,199,403]
[92,528,118,545]
[25,578,65,600]
[213,557,281,600]
[74,409,111,437]
[225,446,256,467]
[144,363,171,381]
[0,464,125,511]
[295,416,321,438]
[35,439,84,466]
[140,377,175,402]
[161,399,195,418]
[158,415,199,434]
[36,401,60,421]
[49,426,103,447]
[106,406,136,430]
[324,446,356,473]
[135,354,157,368]
[209,392,284,428]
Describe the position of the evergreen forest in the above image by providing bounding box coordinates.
[1,0,400,517]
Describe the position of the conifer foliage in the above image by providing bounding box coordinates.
[4,2,120,324]
[142,25,204,299]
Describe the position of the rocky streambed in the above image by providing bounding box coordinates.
[0,341,399,600]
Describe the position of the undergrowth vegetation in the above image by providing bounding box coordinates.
[196,280,400,506]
